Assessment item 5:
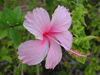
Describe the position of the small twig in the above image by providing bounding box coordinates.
[21,63,24,75]
[36,64,40,75]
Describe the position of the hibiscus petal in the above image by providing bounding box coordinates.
[18,39,49,65]
[52,31,73,51]
[51,5,72,32]
[24,8,50,40]
[45,40,62,69]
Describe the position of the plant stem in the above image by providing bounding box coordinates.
[76,0,79,4]
[21,63,24,75]
[36,64,40,75]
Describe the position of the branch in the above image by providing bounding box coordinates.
[36,64,40,75]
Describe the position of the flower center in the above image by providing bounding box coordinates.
[43,31,55,40]
[43,32,50,38]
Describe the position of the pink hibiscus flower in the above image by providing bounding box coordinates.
[18,5,85,69]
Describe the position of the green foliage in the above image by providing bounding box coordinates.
[0,29,8,40]
[2,56,12,63]
[0,47,12,63]
[9,28,21,46]
[59,71,67,75]
[4,8,18,25]
[3,0,18,8]
[72,4,88,26]
[0,73,3,75]
[85,57,100,75]
[0,12,9,29]
[13,66,20,75]
[0,47,7,56]
[4,6,23,26]
[0,6,23,46]
[69,2,98,64]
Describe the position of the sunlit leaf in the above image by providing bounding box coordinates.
[2,56,12,63]
[0,29,8,40]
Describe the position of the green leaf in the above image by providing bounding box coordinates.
[0,47,7,56]
[9,28,21,46]
[72,4,87,26]
[0,12,9,29]
[4,8,17,25]
[14,6,23,23]
[72,25,86,37]
[46,0,53,6]
[2,56,12,63]
[29,66,36,73]
[13,66,20,75]
[0,29,8,40]
[0,72,3,75]
[4,65,11,72]
[85,65,96,75]
[73,35,96,50]
[76,57,86,64]
[59,71,67,75]
[45,0,54,10]
[82,36,96,41]
[40,66,43,72]
[23,64,27,71]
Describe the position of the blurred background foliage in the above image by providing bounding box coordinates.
[0,0,100,75]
